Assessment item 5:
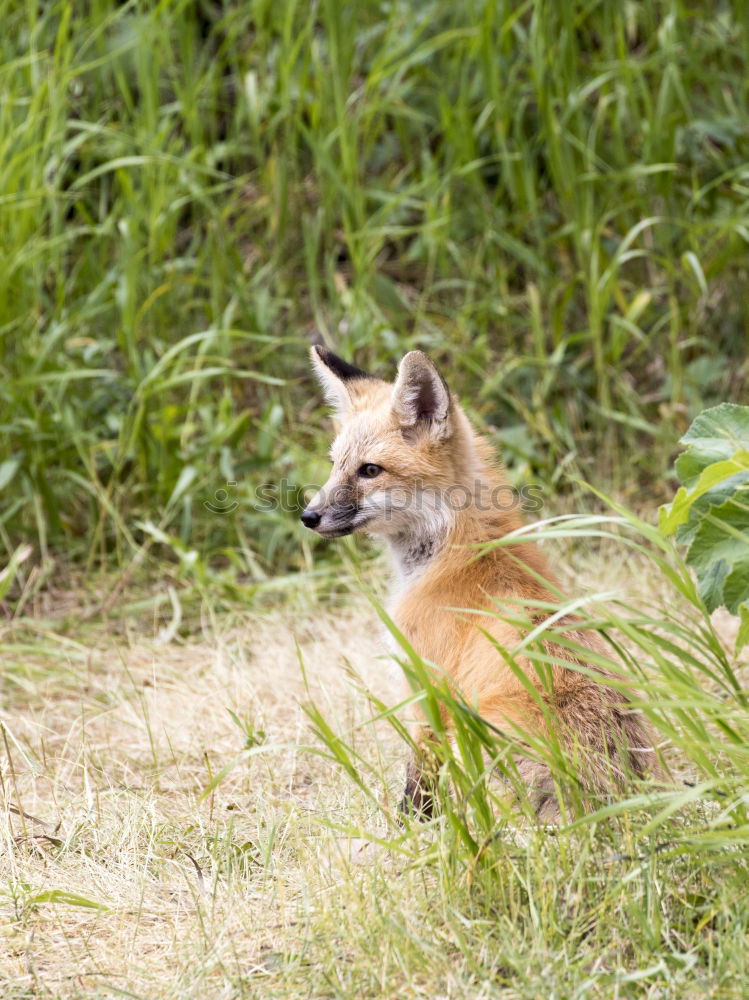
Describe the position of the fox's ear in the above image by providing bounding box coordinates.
[310,345,373,415]
[392,351,452,441]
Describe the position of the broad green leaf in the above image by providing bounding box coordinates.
[674,476,749,547]
[694,557,729,612]
[686,499,749,615]
[674,403,749,487]
[659,453,749,536]
[661,404,749,649]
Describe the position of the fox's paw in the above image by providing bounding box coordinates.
[398,773,436,821]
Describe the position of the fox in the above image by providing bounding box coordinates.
[301,346,660,821]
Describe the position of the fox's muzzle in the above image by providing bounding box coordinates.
[300,480,362,537]
[299,509,322,529]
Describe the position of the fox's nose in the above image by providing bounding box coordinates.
[300,508,322,529]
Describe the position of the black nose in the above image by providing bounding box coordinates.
[300,508,322,529]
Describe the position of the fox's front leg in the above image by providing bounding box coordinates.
[399,732,438,820]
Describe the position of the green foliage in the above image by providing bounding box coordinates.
[305,503,749,915]
[660,404,749,649]
[1,0,747,590]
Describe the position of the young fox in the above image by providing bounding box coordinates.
[301,346,659,820]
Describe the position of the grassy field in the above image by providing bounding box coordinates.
[2,0,748,584]
[3,546,748,1000]
[2,1,749,997]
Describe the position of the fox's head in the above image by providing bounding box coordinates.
[301,347,475,540]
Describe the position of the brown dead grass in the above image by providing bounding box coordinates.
[1,600,402,998]
[0,547,743,999]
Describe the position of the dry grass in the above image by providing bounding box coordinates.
[1,602,403,998]
[1,551,746,999]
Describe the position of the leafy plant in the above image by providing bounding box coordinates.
[1,1,748,588]
[304,500,748,890]
[660,404,749,650]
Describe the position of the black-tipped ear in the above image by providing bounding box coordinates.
[392,351,452,441]
[313,345,373,383]
[310,345,373,415]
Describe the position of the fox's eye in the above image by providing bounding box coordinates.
[358,463,383,479]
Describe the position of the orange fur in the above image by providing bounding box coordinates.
[304,347,660,820]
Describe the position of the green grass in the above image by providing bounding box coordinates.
[2,4,749,996]
[1,0,748,594]
[299,507,749,998]
[2,526,749,999]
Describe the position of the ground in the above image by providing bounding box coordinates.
[1,598,400,998]
[1,547,747,999]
